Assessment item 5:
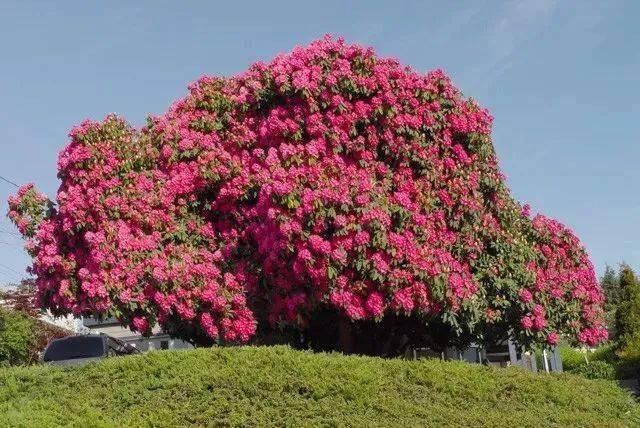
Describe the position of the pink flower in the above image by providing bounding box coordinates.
[365,292,385,317]
[533,316,546,331]
[298,249,313,262]
[354,231,370,246]
[371,252,389,274]
[532,304,544,317]
[132,316,149,333]
[520,315,533,330]
[519,289,533,303]
[309,235,331,255]
[200,312,219,339]
[392,288,414,313]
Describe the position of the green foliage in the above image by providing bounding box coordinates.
[0,307,34,366]
[558,345,588,371]
[601,264,621,337]
[0,302,67,366]
[570,360,616,380]
[561,343,640,380]
[615,264,640,358]
[602,265,621,309]
[591,344,619,363]
[0,346,638,427]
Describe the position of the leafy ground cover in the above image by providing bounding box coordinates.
[0,346,638,427]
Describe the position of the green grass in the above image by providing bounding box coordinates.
[0,346,638,427]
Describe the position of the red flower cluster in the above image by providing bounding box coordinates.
[8,36,606,348]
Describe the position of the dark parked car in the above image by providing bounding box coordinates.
[42,334,139,367]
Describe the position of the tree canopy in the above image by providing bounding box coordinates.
[8,36,606,352]
[615,264,640,357]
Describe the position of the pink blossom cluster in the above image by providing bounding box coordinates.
[7,184,49,239]
[516,215,608,346]
[8,36,606,348]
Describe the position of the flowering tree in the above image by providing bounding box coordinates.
[7,37,606,353]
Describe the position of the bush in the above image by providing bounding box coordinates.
[0,346,638,426]
[558,345,588,371]
[570,360,616,380]
[0,307,34,365]
[560,344,640,381]
[0,306,68,366]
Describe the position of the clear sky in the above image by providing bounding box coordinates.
[0,0,638,285]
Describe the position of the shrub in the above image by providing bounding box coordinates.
[7,36,606,352]
[570,360,616,380]
[591,344,618,363]
[0,307,34,365]
[558,344,588,371]
[0,296,69,366]
[560,344,640,381]
[0,346,638,426]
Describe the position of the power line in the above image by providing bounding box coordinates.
[0,174,19,188]
[0,226,21,237]
[0,175,54,205]
[0,265,23,285]
[0,241,24,248]
[0,262,23,276]
[0,272,21,286]
[0,276,22,287]
[0,240,23,247]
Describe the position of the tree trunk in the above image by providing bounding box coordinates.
[338,316,354,354]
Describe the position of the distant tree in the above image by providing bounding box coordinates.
[615,264,640,358]
[602,265,621,310]
[601,265,620,337]
[1,279,38,316]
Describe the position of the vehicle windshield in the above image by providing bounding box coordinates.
[43,336,105,361]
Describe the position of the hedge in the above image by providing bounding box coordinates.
[0,346,638,427]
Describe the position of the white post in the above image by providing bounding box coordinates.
[542,349,549,373]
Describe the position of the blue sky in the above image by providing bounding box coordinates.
[0,0,638,285]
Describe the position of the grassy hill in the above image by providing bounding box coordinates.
[0,346,638,427]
